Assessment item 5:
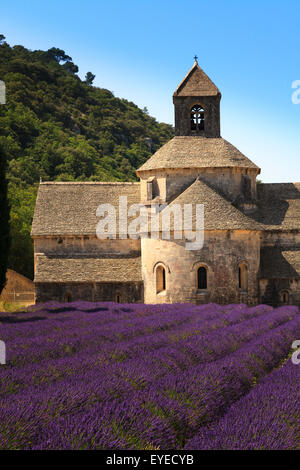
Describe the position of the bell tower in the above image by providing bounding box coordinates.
[173,58,221,138]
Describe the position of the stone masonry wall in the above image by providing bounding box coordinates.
[35,281,144,303]
[260,278,300,307]
[173,95,221,138]
[259,231,300,307]
[140,168,258,205]
[34,236,141,257]
[142,230,260,305]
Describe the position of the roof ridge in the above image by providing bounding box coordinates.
[40,181,140,185]
[260,182,300,186]
[161,177,263,231]
[173,135,221,139]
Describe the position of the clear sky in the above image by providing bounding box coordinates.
[1,0,300,182]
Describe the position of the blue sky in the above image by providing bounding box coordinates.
[1,0,300,182]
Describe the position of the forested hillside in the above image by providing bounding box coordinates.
[0,35,174,279]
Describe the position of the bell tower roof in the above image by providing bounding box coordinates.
[173,60,221,97]
[173,59,221,137]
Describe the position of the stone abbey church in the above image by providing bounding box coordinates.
[32,60,300,306]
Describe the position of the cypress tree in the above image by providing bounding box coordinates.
[0,142,10,294]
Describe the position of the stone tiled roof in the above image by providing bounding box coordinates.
[159,178,263,231]
[173,61,220,97]
[31,182,140,236]
[260,247,300,278]
[31,178,300,238]
[255,183,300,230]
[34,254,142,282]
[137,137,260,173]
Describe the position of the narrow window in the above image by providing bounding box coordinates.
[238,264,248,290]
[162,268,166,291]
[242,176,252,201]
[147,181,153,200]
[197,267,207,289]
[191,105,205,131]
[115,294,121,303]
[147,176,156,200]
[156,265,166,293]
[280,290,289,305]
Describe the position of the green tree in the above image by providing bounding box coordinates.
[0,142,10,293]
[63,61,79,74]
[7,184,36,279]
[47,47,72,63]
[85,72,95,85]
[0,35,174,278]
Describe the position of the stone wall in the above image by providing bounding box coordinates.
[259,231,300,306]
[35,281,144,303]
[34,236,141,257]
[33,237,143,303]
[261,231,300,248]
[173,95,221,138]
[140,168,258,205]
[142,230,260,305]
[260,278,300,307]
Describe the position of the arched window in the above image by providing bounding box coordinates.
[238,263,248,290]
[191,105,205,131]
[156,265,166,293]
[280,290,289,305]
[197,267,207,289]
[115,293,121,303]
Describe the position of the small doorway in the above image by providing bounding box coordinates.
[63,293,72,303]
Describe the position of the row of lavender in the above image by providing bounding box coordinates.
[0,303,293,397]
[186,358,300,450]
[0,302,299,449]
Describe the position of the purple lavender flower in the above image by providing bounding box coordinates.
[0,302,299,449]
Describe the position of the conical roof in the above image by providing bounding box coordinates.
[173,60,220,97]
[137,136,260,173]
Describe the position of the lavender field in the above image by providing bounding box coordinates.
[0,301,300,450]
